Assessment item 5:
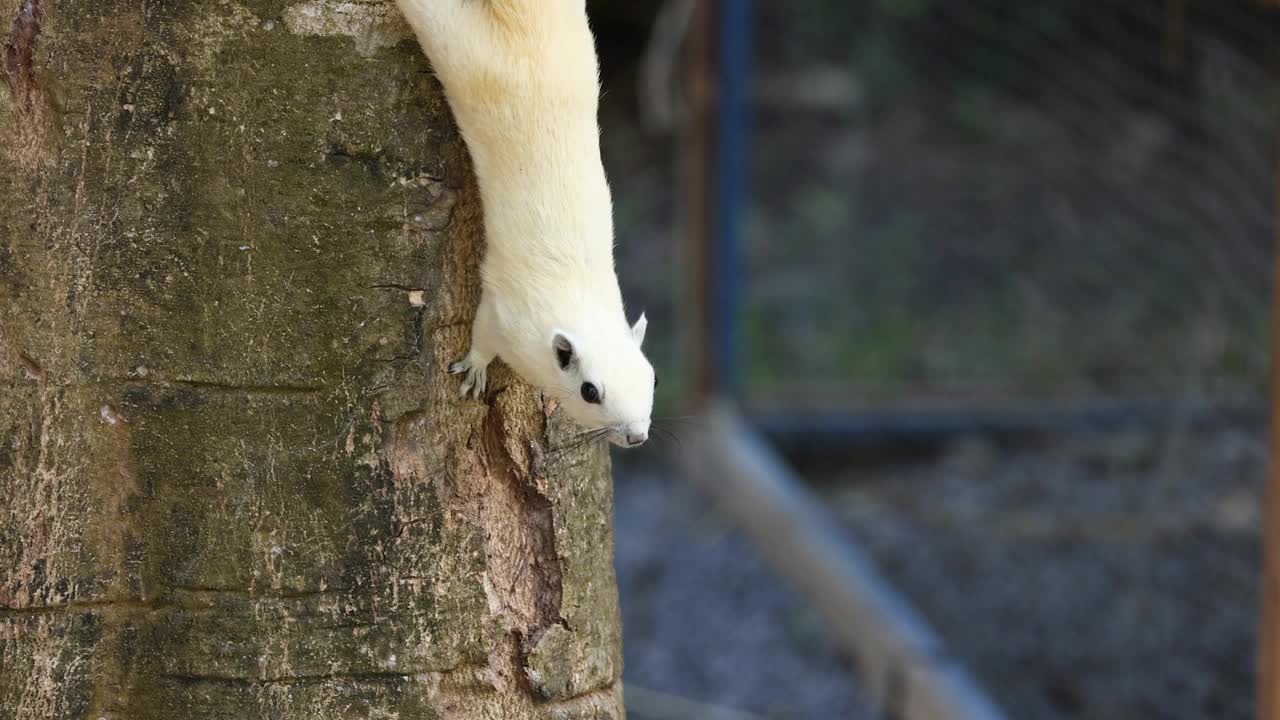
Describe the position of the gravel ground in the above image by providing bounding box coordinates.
[810,427,1266,720]
[613,465,874,720]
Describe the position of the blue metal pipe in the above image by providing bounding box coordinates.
[711,0,751,398]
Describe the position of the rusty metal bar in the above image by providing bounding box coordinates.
[685,403,1009,720]
[1258,147,1280,720]
[681,0,716,407]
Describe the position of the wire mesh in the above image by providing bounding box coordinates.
[743,0,1278,413]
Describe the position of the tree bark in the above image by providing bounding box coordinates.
[0,2,624,718]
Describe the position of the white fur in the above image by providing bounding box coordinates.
[397,0,655,446]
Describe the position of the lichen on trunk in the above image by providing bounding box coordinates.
[0,1,624,718]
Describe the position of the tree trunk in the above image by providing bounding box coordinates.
[0,2,624,718]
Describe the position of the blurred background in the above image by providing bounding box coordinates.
[587,1,1279,718]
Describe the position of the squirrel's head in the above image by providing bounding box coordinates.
[547,313,655,448]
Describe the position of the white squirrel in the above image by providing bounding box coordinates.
[396,0,655,447]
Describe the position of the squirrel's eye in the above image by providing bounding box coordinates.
[580,382,601,404]
[654,374,659,389]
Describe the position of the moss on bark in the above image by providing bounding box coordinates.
[0,2,623,718]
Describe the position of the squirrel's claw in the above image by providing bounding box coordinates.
[449,357,487,399]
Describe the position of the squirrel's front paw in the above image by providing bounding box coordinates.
[448,356,488,399]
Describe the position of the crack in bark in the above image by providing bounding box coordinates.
[0,585,364,615]
[374,305,431,364]
[160,670,413,687]
[165,378,326,394]
[169,585,356,599]
[10,373,325,396]
[547,682,623,708]
[0,597,172,616]
[367,282,426,292]
[388,306,426,362]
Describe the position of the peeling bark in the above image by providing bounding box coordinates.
[0,2,624,718]
[0,0,45,168]
[1,0,40,107]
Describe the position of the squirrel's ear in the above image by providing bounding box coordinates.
[631,312,648,346]
[552,331,577,370]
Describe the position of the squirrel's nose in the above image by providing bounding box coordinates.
[625,430,648,447]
